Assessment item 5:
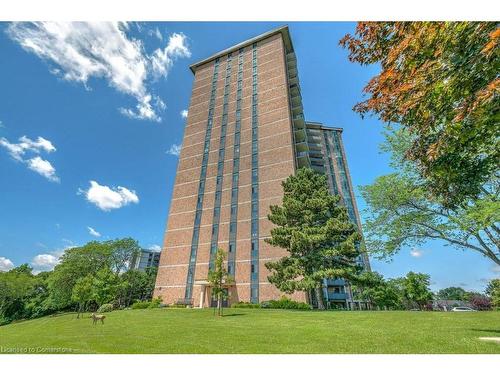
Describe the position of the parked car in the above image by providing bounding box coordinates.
[451,306,477,312]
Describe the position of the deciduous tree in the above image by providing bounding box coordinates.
[360,126,499,265]
[207,248,232,317]
[340,22,499,207]
[402,272,433,310]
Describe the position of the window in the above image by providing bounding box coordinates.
[230,222,236,233]
[231,205,237,215]
[229,243,234,253]
[195,211,202,225]
[192,229,199,242]
[251,264,255,273]
[251,219,258,235]
[251,240,257,251]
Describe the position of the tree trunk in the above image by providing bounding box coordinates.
[315,287,325,310]
[217,295,221,317]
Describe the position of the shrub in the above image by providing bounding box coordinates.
[148,297,162,309]
[97,303,114,313]
[131,298,163,310]
[260,296,312,310]
[131,301,151,310]
[170,303,187,308]
[232,301,261,308]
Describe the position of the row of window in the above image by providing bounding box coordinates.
[227,48,245,277]
[323,132,339,196]
[208,54,233,271]
[331,131,357,222]
[250,43,259,303]
[184,58,221,300]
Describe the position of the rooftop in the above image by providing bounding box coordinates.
[189,25,293,74]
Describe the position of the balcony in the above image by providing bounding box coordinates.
[293,114,305,130]
[326,279,345,286]
[294,128,307,143]
[327,292,347,300]
[296,151,310,168]
[295,141,309,153]
[291,104,303,117]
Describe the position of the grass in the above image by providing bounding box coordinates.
[1,308,499,354]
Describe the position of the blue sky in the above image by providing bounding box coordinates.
[0,22,497,291]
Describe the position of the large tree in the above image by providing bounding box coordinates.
[0,265,36,324]
[71,275,95,318]
[352,271,404,310]
[402,272,433,310]
[360,126,499,265]
[107,238,141,275]
[47,238,141,309]
[47,241,111,309]
[340,22,499,207]
[485,279,500,309]
[436,287,467,301]
[265,168,363,310]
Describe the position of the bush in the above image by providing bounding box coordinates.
[131,301,151,310]
[131,298,163,310]
[148,297,162,309]
[232,301,261,308]
[97,303,114,313]
[260,297,312,310]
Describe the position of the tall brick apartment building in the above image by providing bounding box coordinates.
[154,26,370,309]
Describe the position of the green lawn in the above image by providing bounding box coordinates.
[1,308,499,354]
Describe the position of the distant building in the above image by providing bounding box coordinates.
[154,26,370,309]
[131,249,161,271]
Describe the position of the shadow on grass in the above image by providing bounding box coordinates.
[221,313,247,317]
[470,329,500,334]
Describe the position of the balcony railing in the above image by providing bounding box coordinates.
[327,292,347,300]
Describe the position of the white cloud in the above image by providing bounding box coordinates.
[180,109,188,119]
[0,256,14,272]
[0,135,59,182]
[166,144,181,157]
[410,248,424,258]
[7,22,190,122]
[30,241,78,274]
[148,244,161,252]
[79,180,139,211]
[31,253,60,273]
[87,226,101,237]
[492,265,500,274]
[0,135,55,161]
[150,32,191,79]
[149,27,163,41]
[26,156,59,182]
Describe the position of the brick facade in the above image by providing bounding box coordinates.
[154,28,306,307]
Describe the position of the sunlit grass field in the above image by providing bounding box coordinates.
[1,308,499,354]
